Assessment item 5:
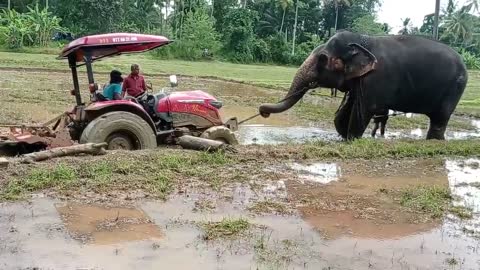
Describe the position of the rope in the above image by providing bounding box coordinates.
[372,112,406,119]
[232,88,343,126]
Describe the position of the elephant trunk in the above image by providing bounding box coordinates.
[259,55,317,115]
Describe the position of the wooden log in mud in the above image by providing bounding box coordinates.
[20,143,108,163]
[177,135,237,153]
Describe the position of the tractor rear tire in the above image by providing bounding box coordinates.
[200,126,238,145]
[80,111,157,150]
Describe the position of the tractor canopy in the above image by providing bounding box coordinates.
[58,33,173,63]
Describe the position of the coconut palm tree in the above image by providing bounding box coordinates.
[278,0,293,33]
[464,0,479,13]
[323,0,350,31]
[442,6,474,43]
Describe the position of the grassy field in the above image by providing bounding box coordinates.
[0,50,479,116]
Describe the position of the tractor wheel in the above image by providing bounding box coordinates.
[200,126,238,145]
[80,111,157,150]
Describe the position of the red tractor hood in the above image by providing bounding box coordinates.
[157,90,223,125]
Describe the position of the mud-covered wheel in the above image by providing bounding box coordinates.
[200,126,238,145]
[80,111,157,150]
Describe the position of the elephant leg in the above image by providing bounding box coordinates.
[380,116,388,137]
[426,114,450,140]
[371,121,379,138]
[334,92,353,139]
[426,79,465,140]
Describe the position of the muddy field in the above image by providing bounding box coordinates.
[1,68,480,269]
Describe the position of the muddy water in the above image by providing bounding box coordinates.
[1,160,480,269]
[220,104,341,145]
[56,203,162,245]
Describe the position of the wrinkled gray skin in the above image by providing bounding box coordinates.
[259,31,468,140]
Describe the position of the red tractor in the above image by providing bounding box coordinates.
[0,33,238,154]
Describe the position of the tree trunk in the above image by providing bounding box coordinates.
[211,0,214,17]
[334,2,339,31]
[433,0,440,39]
[19,143,108,163]
[280,8,286,33]
[292,0,299,55]
[177,135,236,153]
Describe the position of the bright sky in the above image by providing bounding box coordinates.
[377,0,468,33]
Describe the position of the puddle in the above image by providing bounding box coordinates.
[236,124,340,145]
[445,158,480,236]
[288,162,339,184]
[56,203,162,245]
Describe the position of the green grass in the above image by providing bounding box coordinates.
[287,139,480,160]
[0,51,296,89]
[0,150,235,201]
[1,164,77,200]
[248,200,289,215]
[400,185,452,218]
[449,205,473,219]
[201,217,251,240]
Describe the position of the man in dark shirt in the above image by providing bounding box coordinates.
[122,64,152,98]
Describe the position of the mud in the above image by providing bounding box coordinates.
[1,159,480,269]
[56,203,162,245]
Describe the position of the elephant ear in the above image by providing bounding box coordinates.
[344,43,378,80]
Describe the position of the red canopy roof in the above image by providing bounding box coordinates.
[58,33,172,63]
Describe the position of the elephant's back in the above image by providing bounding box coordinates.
[369,36,467,113]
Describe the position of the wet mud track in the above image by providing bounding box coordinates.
[1,158,480,270]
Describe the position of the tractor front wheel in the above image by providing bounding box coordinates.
[80,111,157,150]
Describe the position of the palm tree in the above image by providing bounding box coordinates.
[443,6,474,43]
[465,0,479,13]
[292,0,299,55]
[323,0,350,31]
[398,17,412,35]
[278,0,293,33]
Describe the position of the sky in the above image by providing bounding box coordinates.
[377,0,468,33]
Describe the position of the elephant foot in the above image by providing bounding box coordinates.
[426,116,448,140]
[426,133,445,140]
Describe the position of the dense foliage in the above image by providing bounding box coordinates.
[1,0,480,68]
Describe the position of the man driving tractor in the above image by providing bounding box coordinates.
[122,64,152,99]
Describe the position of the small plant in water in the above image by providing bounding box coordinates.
[202,217,250,240]
[446,257,458,266]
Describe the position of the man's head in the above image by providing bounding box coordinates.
[131,64,140,76]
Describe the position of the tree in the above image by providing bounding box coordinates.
[398,17,413,35]
[222,8,258,62]
[465,0,480,13]
[350,14,387,35]
[323,0,350,31]
[292,0,299,55]
[442,6,474,43]
[278,0,293,33]
[176,7,220,60]
[52,0,124,34]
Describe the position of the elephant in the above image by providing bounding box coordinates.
[258,30,468,140]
